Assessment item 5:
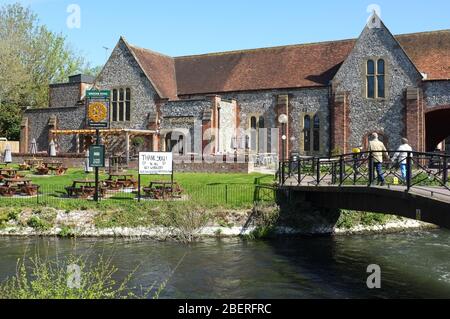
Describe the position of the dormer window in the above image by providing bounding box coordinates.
[366,59,385,99]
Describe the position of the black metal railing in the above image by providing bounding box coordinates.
[278,151,450,194]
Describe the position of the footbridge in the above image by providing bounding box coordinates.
[277,151,450,229]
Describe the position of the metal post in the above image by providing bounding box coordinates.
[138,174,141,202]
[225,184,228,204]
[353,154,357,185]
[171,163,174,199]
[297,159,301,186]
[281,123,286,163]
[316,158,320,186]
[94,129,100,202]
[368,152,374,186]
[281,161,285,185]
[339,155,344,186]
[278,162,282,185]
[406,151,412,191]
[443,156,448,186]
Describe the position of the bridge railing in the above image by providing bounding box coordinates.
[278,151,450,193]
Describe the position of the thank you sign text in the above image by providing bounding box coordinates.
[139,152,173,175]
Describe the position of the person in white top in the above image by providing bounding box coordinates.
[391,138,413,181]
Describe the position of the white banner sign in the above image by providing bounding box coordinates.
[139,152,173,175]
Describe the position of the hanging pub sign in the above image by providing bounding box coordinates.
[86,90,110,128]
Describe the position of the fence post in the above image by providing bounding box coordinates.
[225,184,228,204]
[443,155,448,186]
[368,152,374,186]
[281,161,285,185]
[297,160,301,186]
[353,154,357,185]
[406,151,412,191]
[316,158,320,186]
[339,155,344,186]
[278,162,281,185]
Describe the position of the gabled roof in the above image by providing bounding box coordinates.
[125,29,449,99]
[126,42,178,100]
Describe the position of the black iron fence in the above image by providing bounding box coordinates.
[0,183,276,208]
[278,151,450,193]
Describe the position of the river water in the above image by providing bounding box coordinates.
[0,230,449,299]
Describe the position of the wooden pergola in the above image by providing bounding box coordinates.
[50,128,156,163]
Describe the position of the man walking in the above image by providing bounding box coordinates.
[392,138,413,182]
[368,133,388,186]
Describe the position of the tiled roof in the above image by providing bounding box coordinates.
[128,44,178,100]
[127,30,450,99]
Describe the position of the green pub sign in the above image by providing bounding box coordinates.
[89,145,105,168]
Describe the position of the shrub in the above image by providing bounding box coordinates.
[162,203,212,243]
[0,255,150,299]
[58,226,76,238]
[27,216,51,231]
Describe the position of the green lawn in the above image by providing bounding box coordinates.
[27,169,270,188]
[0,166,276,211]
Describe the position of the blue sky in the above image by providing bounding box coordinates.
[1,0,449,67]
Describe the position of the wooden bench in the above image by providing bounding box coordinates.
[20,184,40,196]
[35,167,50,175]
[54,167,68,176]
[19,163,31,171]
[118,178,137,188]
[0,186,17,197]
[65,186,107,198]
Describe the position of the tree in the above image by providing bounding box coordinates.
[0,3,88,139]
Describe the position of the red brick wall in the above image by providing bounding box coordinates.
[404,87,425,152]
[331,91,350,154]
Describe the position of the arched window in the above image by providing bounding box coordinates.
[367,60,375,98]
[367,59,386,99]
[304,115,311,152]
[377,59,385,98]
[313,115,320,152]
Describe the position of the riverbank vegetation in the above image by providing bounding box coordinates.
[336,210,398,229]
[0,254,149,299]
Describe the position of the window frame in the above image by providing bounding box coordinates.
[111,87,131,122]
[303,115,311,152]
[366,58,386,100]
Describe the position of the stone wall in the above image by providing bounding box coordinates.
[333,23,423,149]
[174,161,249,173]
[12,154,86,168]
[23,106,85,153]
[49,83,80,108]
[186,87,330,157]
[424,81,450,108]
[96,38,158,131]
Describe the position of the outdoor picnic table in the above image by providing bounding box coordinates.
[143,180,183,199]
[65,179,102,198]
[105,173,137,189]
[26,158,44,167]
[44,162,67,176]
[0,169,21,180]
[0,178,39,196]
